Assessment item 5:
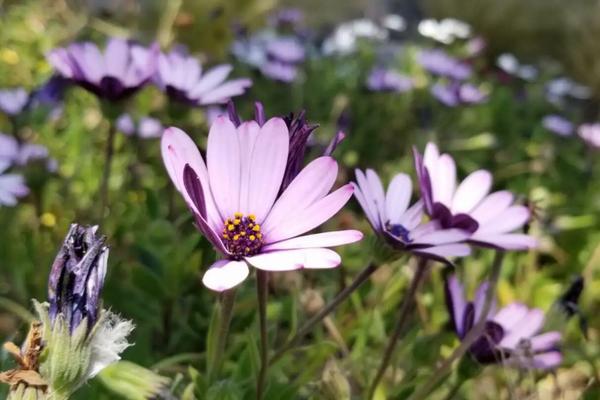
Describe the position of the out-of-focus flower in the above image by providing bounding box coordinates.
[266,37,306,64]
[29,75,69,119]
[261,61,299,83]
[546,77,591,104]
[431,82,487,106]
[161,117,362,291]
[352,169,470,263]
[0,161,29,206]
[446,274,562,369]
[116,114,163,139]
[577,123,600,149]
[466,37,486,57]
[47,38,159,102]
[155,49,251,105]
[37,224,133,397]
[366,67,413,93]
[418,49,472,81]
[322,19,388,55]
[271,8,304,29]
[0,88,28,116]
[542,115,574,137]
[418,18,471,44]
[0,133,56,171]
[414,143,537,250]
[496,53,538,81]
[381,14,406,33]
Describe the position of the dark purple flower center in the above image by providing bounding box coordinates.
[385,222,411,243]
[221,213,264,259]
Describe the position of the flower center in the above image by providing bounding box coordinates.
[385,222,411,243]
[221,213,264,259]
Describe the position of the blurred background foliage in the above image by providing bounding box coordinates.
[0,0,599,399]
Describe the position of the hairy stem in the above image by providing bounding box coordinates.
[408,251,505,400]
[270,263,377,365]
[256,270,269,400]
[367,258,429,399]
[207,289,236,383]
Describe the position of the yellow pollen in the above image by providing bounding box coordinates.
[248,214,256,221]
[245,247,250,253]
[233,234,240,241]
[249,235,256,241]
[227,224,235,231]
[256,233,263,239]
[222,233,229,239]
[234,212,243,218]
[233,219,241,225]
[240,231,246,236]
[252,225,261,232]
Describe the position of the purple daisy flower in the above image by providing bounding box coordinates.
[431,82,487,107]
[161,117,362,291]
[0,88,29,116]
[0,133,55,171]
[271,8,304,28]
[352,169,471,263]
[366,68,413,93]
[155,49,252,106]
[577,123,600,149]
[116,114,163,139]
[266,37,305,64]
[261,61,299,83]
[0,161,29,206]
[418,49,472,81]
[47,38,159,102]
[542,115,574,137]
[414,143,537,250]
[446,274,562,369]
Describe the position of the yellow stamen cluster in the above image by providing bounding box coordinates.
[222,212,264,258]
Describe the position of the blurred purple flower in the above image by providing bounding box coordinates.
[431,82,487,106]
[418,49,472,80]
[466,37,486,57]
[542,115,573,137]
[414,143,537,250]
[577,123,600,149]
[0,133,55,171]
[261,61,299,83]
[271,8,304,28]
[366,68,413,93]
[0,88,29,116]
[496,54,538,81]
[0,161,29,206]
[322,19,387,55]
[47,38,159,102]
[116,114,163,139]
[352,169,471,263]
[446,274,562,369]
[48,224,108,333]
[155,49,251,106]
[29,75,69,119]
[266,37,306,64]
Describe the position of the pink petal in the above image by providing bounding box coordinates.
[385,173,412,224]
[202,259,249,291]
[451,170,492,214]
[493,303,530,330]
[476,205,530,234]
[413,243,470,259]
[237,121,261,215]
[470,191,514,225]
[499,308,545,348]
[198,79,252,105]
[263,184,354,243]
[246,248,341,271]
[446,275,466,337]
[397,200,424,230]
[263,230,363,251]
[245,118,289,222]
[528,351,562,369]
[105,38,129,79]
[470,233,537,250]
[191,64,232,96]
[352,182,381,231]
[353,169,383,230]
[207,116,241,219]
[414,228,469,245]
[529,332,561,352]
[473,281,496,322]
[366,169,386,224]
[161,127,222,231]
[432,154,456,205]
[262,157,338,235]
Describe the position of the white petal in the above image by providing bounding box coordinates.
[246,248,341,271]
[202,259,249,291]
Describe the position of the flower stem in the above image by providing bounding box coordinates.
[256,270,269,400]
[270,263,377,365]
[99,121,116,217]
[408,251,505,400]
[207,289,237,383]
[367,258,429,399]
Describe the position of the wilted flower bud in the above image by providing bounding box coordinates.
[317,360,351,400]
[1,223,134,400]
[98,361,172,400]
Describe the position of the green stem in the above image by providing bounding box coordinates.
[408,251,505,400]
[207,289,237,383]
[256,270,269,400]
[270,263,377,365]
[367,258,429,399]
[99,121,116,217]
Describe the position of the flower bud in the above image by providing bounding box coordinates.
[317,360,351,400]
